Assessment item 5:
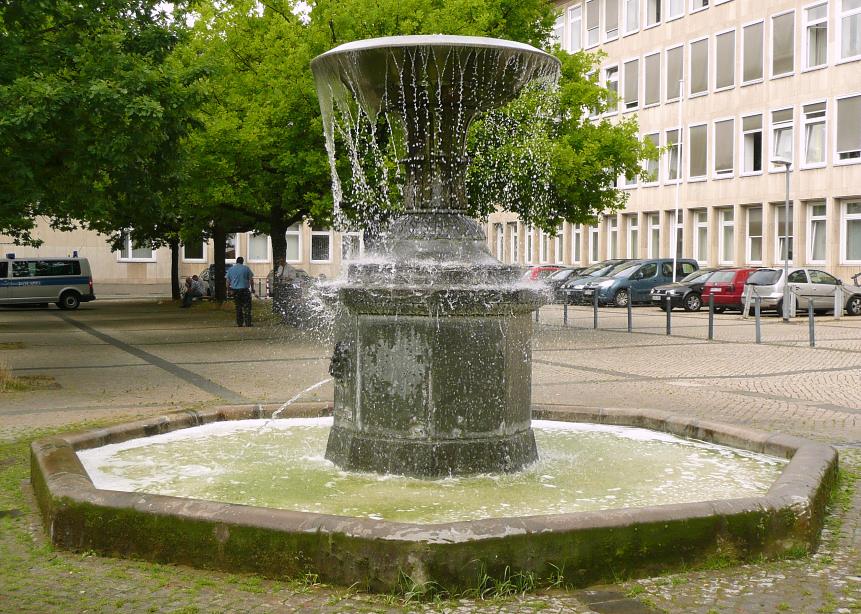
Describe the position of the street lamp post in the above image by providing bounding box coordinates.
[772,158,792,322]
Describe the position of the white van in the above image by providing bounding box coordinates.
[0,256,95,309]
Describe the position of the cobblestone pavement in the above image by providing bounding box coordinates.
[0,300,859,612]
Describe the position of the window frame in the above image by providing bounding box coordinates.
[116,232,156,263]
[666,0,685,22]
[627,215,639,258]
[801,99,828,169]
[645,0,662,28]
[181,241,207,264]
[806,200,827,264]
[773,202,795,265]
[718,207,736,265]
[647,212,661,259]
[689,36,710,98]
[841,200,861,264]
[742,19,765,86]
[568,4,584,51]
[606,216,619,259]
[341,231,365,261]
[740,112,764,176]
[571,224,582,263]
[509,223,520,263]
[746,205,764,264]
[310,228,333,263]
[770,9,796,80]
[665,44,685,102]
[688,122,709,181]
[769,106,795,173]
[604,64,620,116]
[802,2,828,71]
[713,116,736,179]
[589,225,600,263]
[693,209,709,264]
[665,126,683,183]
[714,27,736,92]
[623,0,640,36]
[605,0,620,41]
[586,0,601,48]
[643,50,662,108]
[285,224,302,263]
[539,230,551,264]
[246,233,271,264]
[834,92,861,165]
[224,233,239,263]
[839,0,861,63]
[643,132,661,186]
[690,0,709,15]
[622,56,640,111]
[526,226,535,264]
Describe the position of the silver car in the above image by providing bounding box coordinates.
[0,257,95,309]
[744,267,860,315]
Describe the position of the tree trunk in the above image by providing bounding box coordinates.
[169,238,181,300]
[270,201,287,265]
[213,225,227,303]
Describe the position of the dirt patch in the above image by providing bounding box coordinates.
[0,342,24,350]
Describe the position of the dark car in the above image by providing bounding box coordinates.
[547,266,586,302]
[701,268,759,313]
[583,258,699,307]
[650,268,722,312]
[200,263,234,297]
[561,259,634,304]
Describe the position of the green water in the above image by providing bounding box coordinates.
[78,418,786,524]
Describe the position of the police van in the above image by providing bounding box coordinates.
[0,255,95,309]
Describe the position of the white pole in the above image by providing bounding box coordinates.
[672,79,684,282]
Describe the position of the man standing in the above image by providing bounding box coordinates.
[226,256,254,327]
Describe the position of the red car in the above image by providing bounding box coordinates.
[701,268,759,312]
[522,265,562,281]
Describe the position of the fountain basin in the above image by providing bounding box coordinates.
[31,403,837,592]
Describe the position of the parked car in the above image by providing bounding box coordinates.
[546,266,586,301]
[522,265,562,281]
[560,259,634,304]
[745,267,861,316]
[700,268,759,313]
[583,258,699,307]
[200,263,234,297]
[650,268,722,312]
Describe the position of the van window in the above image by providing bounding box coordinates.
[0,262,7,277]
[36,260,80,276]
[640,262,658,278]
[12,261,34,277]
[661,263,673,277]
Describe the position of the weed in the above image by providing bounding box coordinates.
[625,584,646,598]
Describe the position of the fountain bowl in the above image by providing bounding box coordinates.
[31,402,837,592]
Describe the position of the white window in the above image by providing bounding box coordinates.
[540,230,551,263]
[606,0,619,40]
[644,132,660,184]
[843,201,861,262]
[804,3,828,69]
[589,225,600,262]
[672,210,684,258]
[690,38,709,96]
[627,215,639,258]
[747,206,763,263]
[526,227,535,264]
[181,241,206,263]
[836,94,861,162]
[715,29,735,90]
[623,58,639,110]
[341,232,364,261]
[743,21,764,83]
[285,224,301,262]
[775,203,794,264]
[247,233,270,263]
[555,228,565,263]
[807,201,827,263]
[310,227,332,262]
[840,0,861,61]
[689,124,708,179]
[772,11,795,78]
[509,223,520,263]
[741,114,763,174]
[494,224,504,260]
[571,224,582,263]
[586,0,600,47]
[714,118,735,177]
[648,213,661,258]
[117,232,155,262]
[694,210,708,263]
[802,101,827,167]
[667,0,684,20]
[666,45,684,101]
[624,0,639,34]
[771,108,794,169]
[225,233,238,262]
[644,52,661,106]
[552,13,565,47]
[691,0,708,12]
[605,65,619,113]
[719,208,735,264]
[646,0,661,26]
[666,128,682,181]
[607,217,619,258]
[569,5,584,51]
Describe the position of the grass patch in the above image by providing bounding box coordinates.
[0,342,24,350]
[0,362,57,393]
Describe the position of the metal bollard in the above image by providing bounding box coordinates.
[808,301,815,348]
[593,291,599,330]
[665,295,672,335]
[627,295,633,333]
[535,306,540,322]
[834,286,843,320]
[754,296,762,344]
[563,302,568,326]
[708,294,715,341]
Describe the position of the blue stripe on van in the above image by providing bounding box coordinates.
[0,276,90,287]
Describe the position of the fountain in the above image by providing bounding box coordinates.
[30,35,837,594]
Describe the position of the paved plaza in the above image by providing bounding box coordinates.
[1,299,859,612]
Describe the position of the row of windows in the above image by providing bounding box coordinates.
[584,1,861,113]
[491,199,861,267]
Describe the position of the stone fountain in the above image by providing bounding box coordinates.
[311,35,559,477]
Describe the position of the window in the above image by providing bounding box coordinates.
[771,108,794,168]
[181,241,206,262]
[623,58,639,109]
[836,94,861,161]
[494,224,504,260]
[606,0,619,40]
[667,0,684,20]
[802,102,827,166]
[586,0,600,47]
[690,38,709,95]
[666,128,682,181]
[589,225,600,262]
[247,233,270,262]
[775,203,794,264]
[310,227,332,262]
[689,124,708,179]
[644,133,660,183]
[509,223,520,263]
[843,201,861,262]
[742,114,763,174]
[540,230,551,263]
[743,21,764,83]
[691,0,708,10]
[713,119,735,177]
[555,228,565,263]
[804,4,828,69]
[605,66,619,112]
[772,11,795,77]
[117,232,155,262]
[666,45,684,101]
[644,52,661,106]
[607,217,619,258]
[552,13,565,46]
[715,30,735,89]
[672,210,684,258]
[225,234,238,262]
[647,0,661,26]
[285,224,301,262]
[624,0,639,34]
[627,215,639,258]
[719,208,735,264]
[341,232,363,260]
[840,0,861,60]
[648,213,661,258]
[571,224,582,263]
[694,210,708,263]
[569,5,583,51]
[808,201,827,263]
[526,227,535,264]
[747,206,763,263]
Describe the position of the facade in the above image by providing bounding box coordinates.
[487,0,861,281]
